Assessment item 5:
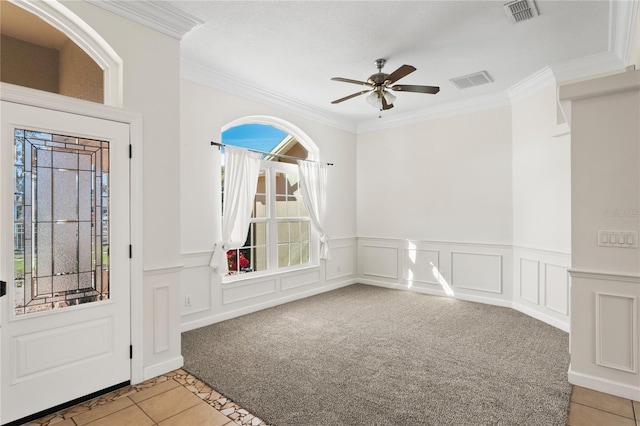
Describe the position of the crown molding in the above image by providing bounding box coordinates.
[85,0,203,40]
[506,66,556,103]
[551,51,626,84]
[611,0,639,65]
[181,59,357,133]
[356,92,510,134]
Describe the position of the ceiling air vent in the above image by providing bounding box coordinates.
[450,71,493,90]
[504,0,538,23]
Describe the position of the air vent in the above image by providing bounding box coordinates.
[450,71,493,90]
[504,0,538,23]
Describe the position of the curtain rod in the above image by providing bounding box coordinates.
[210,141,334,166]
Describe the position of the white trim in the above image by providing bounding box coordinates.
[181,279,354,332]
[181,59,356,133]
[506,67,556,103]
[611,0,639,65]
[595,292,638,373]
[357,92,510,134]
[568,367,640,401]
[551,51,627,84]
[1,83,145,385]
[143,356,184,381]
[568,269,640,284]
[512,302,570,332]
[86,0,203,40]
[143,265,184,275]
[10,0,123,107]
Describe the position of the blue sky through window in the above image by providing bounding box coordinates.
[222,124,288,153]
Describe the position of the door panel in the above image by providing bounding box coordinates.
[0,101,130,424]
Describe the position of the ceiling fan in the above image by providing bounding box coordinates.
[331,59,440,111]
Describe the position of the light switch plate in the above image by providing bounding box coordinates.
[598,230,638,248]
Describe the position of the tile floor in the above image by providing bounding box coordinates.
[24,370,639,426]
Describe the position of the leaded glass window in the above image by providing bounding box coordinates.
[13,129,110,315]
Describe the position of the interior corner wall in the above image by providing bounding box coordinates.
[511,85,571,329]
[63,1,183,379]
[179,78,358,332]
[356,107,518,307]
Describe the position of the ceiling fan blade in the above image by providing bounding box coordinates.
[385,64,416,84]
[381,96,394,110]
[331,90,371,104]
[331,77,371,86]
[391,84,440,94]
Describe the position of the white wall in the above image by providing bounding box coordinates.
[561,68,640,401]
[179,79,358,331]
[355,86,573,331]
[356,106,523,308]
[511,84,571,329]
[63,1,183,379]
[357,106,513,244]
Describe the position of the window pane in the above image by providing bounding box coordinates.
[290,242,301,266]
[254,246,267,271]
[286,196,299,218]
[301,221,310,242]
[290,222,300,242]
[275,171,286,196]
[277,244,289,268]
[302,242,310,264]
[277,222,289,243]
[254,222,267,245]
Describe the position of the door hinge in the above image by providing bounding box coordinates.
[130,345,133,359]
[0,280,6,298]
[129,245,132,259]
[129,144,132,159]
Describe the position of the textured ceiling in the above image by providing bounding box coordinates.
[170,0,615,127]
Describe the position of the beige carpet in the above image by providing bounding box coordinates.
[182,284,571,425]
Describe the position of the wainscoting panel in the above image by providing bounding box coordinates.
[596,292,637,373]
[545,263,569,315]
[181,238,357,333]
[326,243,355,281]
[519,258,540,305]
[153,286,170,354]
[512,247,570,331]
[568,271,640,400]
[451,252,502,294]
[222,280,277,305]
[362,245,399,280]
[143,268,184,380]
[281,270,321,291]
[403,248,439,285]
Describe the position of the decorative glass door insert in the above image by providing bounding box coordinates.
[13,129,110,316]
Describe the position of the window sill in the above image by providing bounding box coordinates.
[221,263,320,285]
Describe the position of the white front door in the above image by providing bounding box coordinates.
[0,101,131,424]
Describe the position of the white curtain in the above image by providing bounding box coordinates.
[297,160,331,260]
[210,146,261,274]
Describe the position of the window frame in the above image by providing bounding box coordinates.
[222,159,318,283]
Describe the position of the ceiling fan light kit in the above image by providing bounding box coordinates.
[331,58,440,116]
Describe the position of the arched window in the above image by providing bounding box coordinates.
[0,0,122,106]
[221,119,319,277]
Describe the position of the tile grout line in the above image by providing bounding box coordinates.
[570,400,636,421]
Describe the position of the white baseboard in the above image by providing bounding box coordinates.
[360,278,513,308]
[512,302,570,332]
[180,279,355,333]
[142,355,185,382]
[568,365,640,401]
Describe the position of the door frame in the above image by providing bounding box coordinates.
[0,82,145,385]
